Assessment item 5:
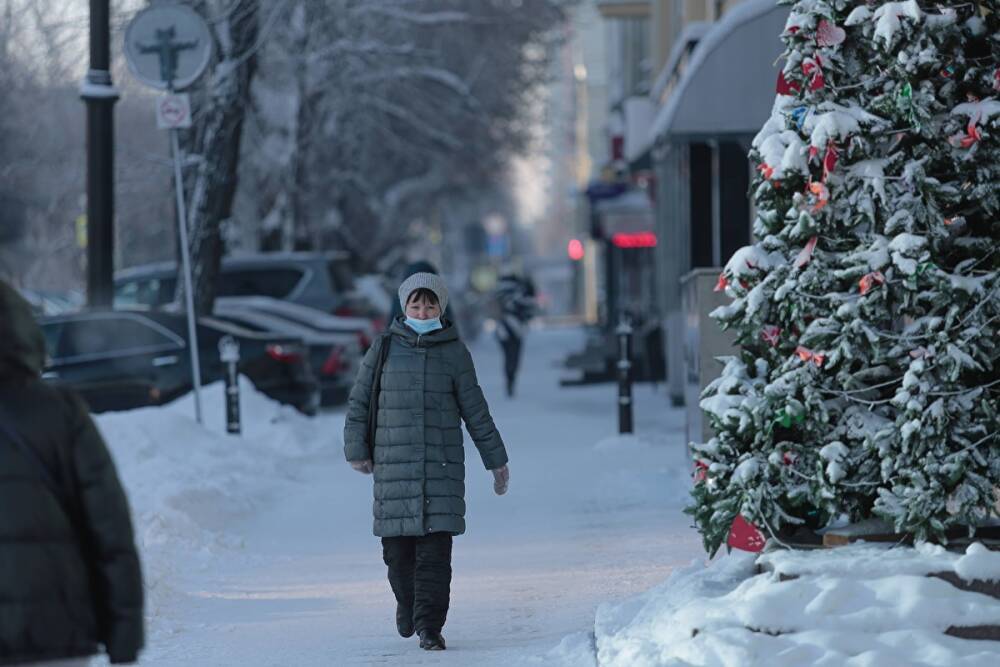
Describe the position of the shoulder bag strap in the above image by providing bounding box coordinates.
[0,403,76,523]
[366,333,392,460]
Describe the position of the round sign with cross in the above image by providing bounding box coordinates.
[124,3,213,91]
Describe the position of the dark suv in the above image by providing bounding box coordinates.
[114,252,356,313]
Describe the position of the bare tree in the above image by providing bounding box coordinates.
[241,0,569,270]
[177,0,260,315]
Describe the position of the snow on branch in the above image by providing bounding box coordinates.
[383,163,449,221]
[359,95,463,150]
[354,66,478,105]
[350,5,474,26]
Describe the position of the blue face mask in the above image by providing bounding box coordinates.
[405,317,443,335]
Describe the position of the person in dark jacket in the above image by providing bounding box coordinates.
[493,272,537,397]
[344,272,509,652]
[0,280,144,666]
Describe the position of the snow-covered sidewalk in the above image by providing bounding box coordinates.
[95,326,702,665]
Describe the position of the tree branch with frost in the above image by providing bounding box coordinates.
[356,94,463,150]
[350,5,475,25]
[382,162,450,225]
[353,66,479,108]
[292,39,420,65]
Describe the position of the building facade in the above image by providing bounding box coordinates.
[582,0,789,436]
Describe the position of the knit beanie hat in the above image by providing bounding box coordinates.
[398,272,449,315]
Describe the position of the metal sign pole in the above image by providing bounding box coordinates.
[124,3,212,426]
[170,125,203,424]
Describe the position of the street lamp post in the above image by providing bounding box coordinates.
[81,0,119,308]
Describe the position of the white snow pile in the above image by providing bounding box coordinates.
[557,543,1000,666]
[94,377,339,611]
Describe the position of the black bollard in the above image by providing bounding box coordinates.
[617,316,633,434]
[219,335,241,435]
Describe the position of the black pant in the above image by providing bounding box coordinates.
[381,532,453,633]
[499,334,523,396]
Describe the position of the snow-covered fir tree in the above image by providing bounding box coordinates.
[689,0,1000,555]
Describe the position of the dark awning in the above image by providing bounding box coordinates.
[594,189,654,237]
[650,0,789,142]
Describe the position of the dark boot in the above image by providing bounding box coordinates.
[418,629,446,651]
[396,602,414,638]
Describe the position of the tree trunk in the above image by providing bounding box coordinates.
[182,0,260,316]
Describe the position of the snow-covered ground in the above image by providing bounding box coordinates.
[583,544,1000,667]
[94,325,703,665]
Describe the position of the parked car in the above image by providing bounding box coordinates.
[38,309,319,415]
[217,295,374,340]
[114,251,356,314]
[209,298,363,406]
[339,274,395,331]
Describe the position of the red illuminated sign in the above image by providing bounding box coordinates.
[611,232,657,248]
[567,239,585,261]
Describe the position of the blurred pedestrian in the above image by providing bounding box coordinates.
[344,272,509,652]
[493,272,537,397]
[0,280,144,666]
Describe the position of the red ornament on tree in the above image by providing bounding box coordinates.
[794,236,819,268]
[714,273,729,292]
[795,345,825,367]
[808,182,830,212]
[728,515,766,552]
[822,142,839,181]
[859,271,886,295]
[949,115,982,149]
[776,70,801,95]
[761,325,782,347]
[994,68,1000,91]
[802,56,825,91]
[816,19,846,47]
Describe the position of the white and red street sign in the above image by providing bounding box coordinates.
[156,93,192,130]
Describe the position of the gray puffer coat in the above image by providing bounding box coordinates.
[344,318,508,537]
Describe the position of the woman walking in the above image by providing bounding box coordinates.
[344,272,509,651]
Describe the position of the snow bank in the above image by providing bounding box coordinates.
[760,541,1000,582]
[94,377,340,623]
[559,544,1000,666]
